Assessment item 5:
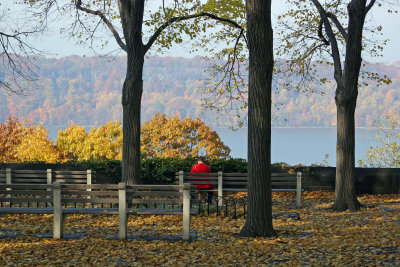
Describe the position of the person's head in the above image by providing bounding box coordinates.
[197,157,204,163]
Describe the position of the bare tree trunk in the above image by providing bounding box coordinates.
[240,0,275,237]
[332,0,367,210]
[120,0,145,185]
[333,91,361,211]
[121,64,143,185]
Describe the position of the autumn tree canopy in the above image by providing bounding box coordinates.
[0,116,59,163]
[56,121,123,161]
[141,113,230,159]
[359,110,400,168]
[48,115,231,162]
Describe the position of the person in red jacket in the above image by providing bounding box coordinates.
[190,157,214,204]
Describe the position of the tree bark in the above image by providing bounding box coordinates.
[119,0,145,185]
[333,89,361,210]
[332,0,367,210]
[240,0,275,237]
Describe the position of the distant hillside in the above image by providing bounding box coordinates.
[1,55,400,128]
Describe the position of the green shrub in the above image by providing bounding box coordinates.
[2,158,309,184]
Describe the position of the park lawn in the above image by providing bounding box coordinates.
[0,191,399,266]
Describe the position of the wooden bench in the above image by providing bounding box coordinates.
[0,168,95,185]
[176,171,303,207]
[0,182,194,241]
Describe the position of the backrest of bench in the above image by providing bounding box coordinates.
[175,172,299,189]
[0,169,96,185]
[0,169,5,183]
[54,170,95,184]
[6,170,48,183]
[126,184,184,206]
[176,173,219,187]
[59,184,119,207]
[0,184,52,208]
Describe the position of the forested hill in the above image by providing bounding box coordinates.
[1,55,400,128]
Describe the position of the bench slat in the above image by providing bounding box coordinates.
[0,184,52,189]
[62,191,118,197]
[61,184,119,190]
[62,198,118,204]
[126,208,190,215]
[128,191,182,197]
[10,179,47,183]
[12,170,47,174]
[0,190,53,195]
[53,171,94,174]
[11,175,47,179]
[126,185,183,190]
[54,175,88,179]
[63,208,119,215]
[129,199,183,205]
[0,208,53,214]
[54,179,88,183]
[221,188,299,192]
[0,197,51,203]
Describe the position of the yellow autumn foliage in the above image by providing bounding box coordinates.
[0,117,59,163]
[14,125,60,163]
[56,121,122,161]
[1,114,230,163]
[141,113,231,159]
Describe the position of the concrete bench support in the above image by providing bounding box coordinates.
[53,182,63,239]
[182,183,191,241]
[217,171,223,207]
[118,182,127,240]
[296,172,302,207]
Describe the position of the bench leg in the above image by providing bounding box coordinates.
[53,212,64,239]
[119,183,127,240]
[53,182,63,239]
[296,172,302,207]
[183,184,191,241]
[119,213,128,240]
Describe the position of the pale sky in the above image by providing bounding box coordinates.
[8,1,400,63]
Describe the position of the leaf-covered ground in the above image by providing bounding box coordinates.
[1,191,399,266]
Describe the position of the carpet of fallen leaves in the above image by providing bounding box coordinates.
[1,191,399,266]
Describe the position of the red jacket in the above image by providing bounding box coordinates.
[190,162,214,189]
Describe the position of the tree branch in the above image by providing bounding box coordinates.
[365,0,377,14]
[310,0,343,81]
[75,0,127,52]
[318,19,330,45]
[144,12,245,55]
[326,12,349,42]
[0,29,41,94]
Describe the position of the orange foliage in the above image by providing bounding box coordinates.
[141,113,230,159]
[0,116,59,163]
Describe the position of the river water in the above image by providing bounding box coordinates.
[47,126,379,167]
[217,127,379,166]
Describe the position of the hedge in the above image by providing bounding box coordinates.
[0,158,306,184]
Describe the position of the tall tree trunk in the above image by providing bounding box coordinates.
[122,62,143,185]
[120,0,145,185]
[333,89,360,211]
[332,0,366,210]
[240,0,275,237]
